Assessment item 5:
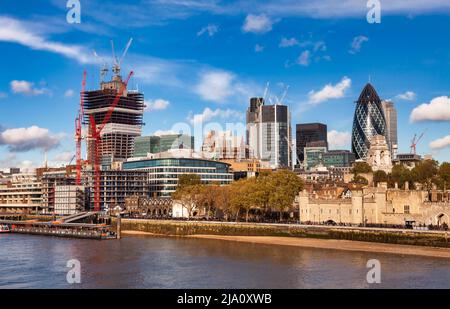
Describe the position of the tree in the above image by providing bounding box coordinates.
[351,162,372,175]
[266,170,303,222]
[438,162,450,191]
[351,175,368,186]
[389,164,414,189]
[412,160,439,190]
[373,170,387,185]
[178,174,201,189]
[172,184,202,219]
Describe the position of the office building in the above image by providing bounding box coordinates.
[246,97,291,169]
[351,83,387,160]
[296,123,327,164]
[201,130,246,160]
[381,100,398,158]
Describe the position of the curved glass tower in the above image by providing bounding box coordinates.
[351,83,387,160]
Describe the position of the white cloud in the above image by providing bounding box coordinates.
[145,99,170,111]
[349,35,368,54]
[429,135,450,150]
[396,91,416,101]
[152,130,178,136]
[64,89,75,98]
[328,130,351,149]
[313,41,326,52]
[10,80,48,96]
[194,71,235,103]
[242,14,274,34]
[197,24,219,37]
[410,96,450,122]
[52,151,74,163]
[308,76,351,104]
[254,44,264,52]
[279,37,300,48]
[296,50,311,66]
[0,126,63,152]
[187,107,243,125]
[0,16,93,64]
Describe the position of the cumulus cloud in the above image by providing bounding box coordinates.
[187,108,243,125]
[429,135,450,150]
[145,99,170,111]
[197,24,219,37]
[328,130,351,149]
[10,80,47,96]
[296,50,311,66]
[349,35,368,54]
[410,96,450,122]
[242,14,274,34]
[308,76,352,104]
[396,91,416,101]
[0,126,63,152]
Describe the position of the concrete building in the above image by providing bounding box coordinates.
[201,130,246,160]
[393,153,422,170]
[381,100,398,158]
[297,183,450,227]
[54,185,86,215]
[0,174,43,213]
[296,123,327,164]
[40,166,77,213]
[246,97,291,169]
[366,135,392,173]
[123,151,233,198]
[84,74,145,162]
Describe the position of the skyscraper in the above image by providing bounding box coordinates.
[351,83,387,160]
[84,75,144,162]
[246,98,291,168]
[381,100,398,158]
[296,123,327,164]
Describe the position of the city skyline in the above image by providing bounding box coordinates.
[1,0,450,171]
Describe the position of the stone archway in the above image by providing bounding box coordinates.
[436,213,449,227]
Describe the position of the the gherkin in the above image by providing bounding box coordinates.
[351,83,387,160]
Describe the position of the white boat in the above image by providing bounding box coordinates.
[0,224,10,233]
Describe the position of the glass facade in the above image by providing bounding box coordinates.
[296,123,327,163]
[123,158,233,197]
[323,150,356,168]
[304,146,327,169]
[351,83,387,160]
[133,136,160,157]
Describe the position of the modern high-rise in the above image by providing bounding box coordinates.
[201,130,246,160]
[84,75,145,163]
[381,100,398,158]
[351,83,387,160]
[296,123,327,164]
[246,98,291,169]
[133,134,194,158]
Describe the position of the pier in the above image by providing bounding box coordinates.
[0,212,117,239]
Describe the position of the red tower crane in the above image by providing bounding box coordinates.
[89,70,134,212]
[75,70,87,185]
[410,130,427,155]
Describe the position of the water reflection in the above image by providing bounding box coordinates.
[0,234,449,289]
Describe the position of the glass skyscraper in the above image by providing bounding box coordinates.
[246,98,291,169]
[351,83,387,160]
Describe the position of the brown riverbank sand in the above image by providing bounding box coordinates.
[121,230,450,259]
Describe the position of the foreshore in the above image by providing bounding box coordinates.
[121,230,450,259]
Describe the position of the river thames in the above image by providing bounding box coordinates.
[0,234,449,289]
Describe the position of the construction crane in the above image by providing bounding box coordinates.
[93,50,109,83]
[111,38,133,77]
[89,70,134,211]
[410,129,427,154]
[75,70,87,185]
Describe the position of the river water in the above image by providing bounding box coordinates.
[0,234,449,289]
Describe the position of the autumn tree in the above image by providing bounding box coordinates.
[266,170,303,222]
[439,162,450,191]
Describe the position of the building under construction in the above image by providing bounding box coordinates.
[83,75,144,164]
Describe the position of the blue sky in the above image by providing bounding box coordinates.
[1,0,450,170]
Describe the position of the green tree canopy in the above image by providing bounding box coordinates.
[351,162,372,174]
[373,170,388,185]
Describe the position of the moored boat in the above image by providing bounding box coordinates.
[0,224,11,233]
